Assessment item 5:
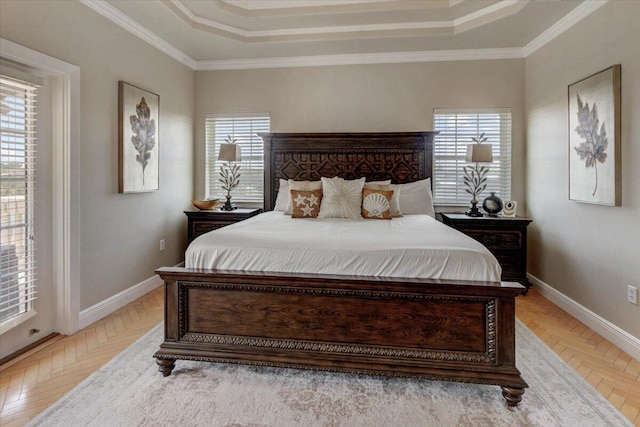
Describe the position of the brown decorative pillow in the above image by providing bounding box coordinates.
[290,189,323,218]
[285,180,322,215]
[364,183,403,217]
[362,188,393,220]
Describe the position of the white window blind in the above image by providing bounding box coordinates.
[205,114,270,202]
[1,75,38,325]
[433,109,512,205]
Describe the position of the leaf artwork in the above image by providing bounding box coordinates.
[573,93,608,196]
[129,97,156,185]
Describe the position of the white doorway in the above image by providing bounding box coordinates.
[0,38,80,358]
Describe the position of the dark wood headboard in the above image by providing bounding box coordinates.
[259,132,438,211]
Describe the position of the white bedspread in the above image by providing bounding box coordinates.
[186,211,501,282]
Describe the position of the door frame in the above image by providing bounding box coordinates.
[1,38,81,335]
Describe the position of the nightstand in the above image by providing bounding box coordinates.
[440,213,532,290]
[185,208,262,243]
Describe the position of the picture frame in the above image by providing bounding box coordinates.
[118,81,159,193]
[568,65,621,206]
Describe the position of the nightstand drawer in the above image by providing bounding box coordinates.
[462,229,522,250]
[192,222,228,240]
[185,208,262,243]
[493,253,522,279]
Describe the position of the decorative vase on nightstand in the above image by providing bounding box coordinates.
[482,192,503,217]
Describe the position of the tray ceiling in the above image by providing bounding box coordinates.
[80,0,601,69]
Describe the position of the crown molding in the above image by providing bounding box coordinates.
[195,48,524,71]
[221,0,459,13]
[78,0,197,70]
[523,0,609,57]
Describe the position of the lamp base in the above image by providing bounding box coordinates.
[221,196,237,211]
[465,202,483,217]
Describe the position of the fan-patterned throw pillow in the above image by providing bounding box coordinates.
[362,188,394,219]
[318,177,366,219]
[290,189,323,218]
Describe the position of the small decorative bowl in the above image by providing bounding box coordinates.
[191,199,221,210]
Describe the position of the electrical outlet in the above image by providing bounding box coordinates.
[628,286,638,305]
[160,239,165,252]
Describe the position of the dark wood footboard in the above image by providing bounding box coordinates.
[153,267,528,406]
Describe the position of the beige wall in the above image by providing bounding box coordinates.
[194,60,526,208]
[0,0,194,320]
[525,1,640,338]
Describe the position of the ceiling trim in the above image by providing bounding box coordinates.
[523,0,608,57]
[78,0,197,69]
[219,0,464,16]
[80,0,610,72]
[195,48,525,71]
[164,0,526,42]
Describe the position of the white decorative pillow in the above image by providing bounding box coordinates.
[318,177,366,219]
[397,178,435,217]
[274,179,289,211]
[363,183,403,217]
[285,180,322,215]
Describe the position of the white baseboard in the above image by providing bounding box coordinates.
[528,273,640,361]
[79,274,163,330]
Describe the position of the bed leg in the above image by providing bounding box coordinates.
[156,358,176,377]
[501,386,524,407]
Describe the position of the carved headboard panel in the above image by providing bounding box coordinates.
[259,132,438,211]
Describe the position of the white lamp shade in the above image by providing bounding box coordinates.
[218,143,242,162]
[465,144,493,163]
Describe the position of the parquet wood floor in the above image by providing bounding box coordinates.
[517,289,640,425]
[0,287,164,427]
[1,286,638,426]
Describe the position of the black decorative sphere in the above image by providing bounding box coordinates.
[482,192,503,216]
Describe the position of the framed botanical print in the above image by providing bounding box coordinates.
[118,81,159,193]
[568,65,621,206]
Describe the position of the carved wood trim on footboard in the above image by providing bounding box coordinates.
[153,267,528,406]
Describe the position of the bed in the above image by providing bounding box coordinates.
[154,132,528,407]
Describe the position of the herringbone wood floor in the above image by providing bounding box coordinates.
[1,287,638,426]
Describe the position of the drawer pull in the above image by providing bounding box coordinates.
[482,235,498,244]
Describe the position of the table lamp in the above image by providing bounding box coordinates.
[463,134,493,217]
[218,136,242,211]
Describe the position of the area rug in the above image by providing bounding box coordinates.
[28,321,630,427]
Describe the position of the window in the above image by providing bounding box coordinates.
[205,114,270,202]
[433,109,512,205]
[0,75,38,327]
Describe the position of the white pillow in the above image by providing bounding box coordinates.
[285,180,322,215]
[273,179,289,211]
[318,177,366,219]
[397,178,435,217]
[365,180,391,186]
[363,183,403,217]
